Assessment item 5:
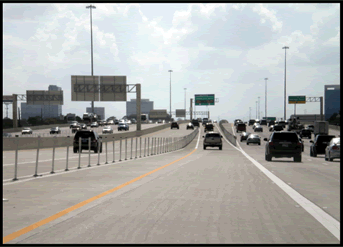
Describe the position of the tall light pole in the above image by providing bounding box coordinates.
[168,70,173,120]
[249,107,251,120]
[86,4,96,114]
[256,101,258,119]
[258,96,260,119]
[265,78,268,121]
[184,88,187,120]
[282,46,289,121]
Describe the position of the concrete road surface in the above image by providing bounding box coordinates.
[3,124,339,244]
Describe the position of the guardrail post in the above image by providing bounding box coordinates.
[105,137,108,164]
[158,137,160,154]
[119,137,122,161]
[50,136,56,174]
[151,137,154,156]
[78,137,82,169]
[65,139,69,171]
[140,137,142,158]
[13,137,19,181]
[112,137,115,163]
[125,137,128,160]
[33,136,41,177]
[97,138,101,165]
[147,137,150,156]
[135,137,137,159]
[144,137,146,157]
[88,137,91,167]
[130,137,133,159]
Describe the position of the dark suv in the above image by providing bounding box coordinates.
[73,130,102,153]
[191,119,199,127]
[171,122,179,129]
[203,132,223,150]
[310,135,335,157]
[299,129,311,139]
[264,131,302,162]
[204,123,214,132]
[248,119,255,126]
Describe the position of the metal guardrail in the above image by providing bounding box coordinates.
[219,120,237,146]
[7,127,199,182]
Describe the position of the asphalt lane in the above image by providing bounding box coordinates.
[228,123,340,221]
[3,124,339,243]
[3,123,193,181]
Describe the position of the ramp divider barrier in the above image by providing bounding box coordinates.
[88,137,91,167]
[219,120,236,146]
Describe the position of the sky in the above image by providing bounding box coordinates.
[3,3,340,122]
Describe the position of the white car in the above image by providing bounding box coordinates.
[213,120,217,123]
[127,120,132,125]
[22,127,33,135]
[102,126,113,134]
[91,122,99,128]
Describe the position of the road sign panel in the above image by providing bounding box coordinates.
[149,110,167,119]
[176,109,186,117]
[289,96,306,104]
[195,94,215,105]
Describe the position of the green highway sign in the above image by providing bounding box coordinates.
[195,94,215,105]
[263,117,276,121]
[289,95,306,104]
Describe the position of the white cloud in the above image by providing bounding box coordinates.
[322,26,340,46]
[251,4,283,32]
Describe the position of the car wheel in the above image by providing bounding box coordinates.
[73,148,77,153]
[258,143,261,145]
[219,146,222,150]
[266,154,272,161]
[247,142,249,145]
[325,153,328,161]
[203,145,206,150]
[313,148,317,157]
[329,152,333,161]
[294,155,302,162]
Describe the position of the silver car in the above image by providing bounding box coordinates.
[325,137,340,161]
[22,127,33,135]
[102,126,113,134]
[247,134,261,145]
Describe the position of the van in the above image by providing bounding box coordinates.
[236,123,246,133]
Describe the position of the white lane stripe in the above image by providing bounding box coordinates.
[195,127,201,149]
[215,123,340,241]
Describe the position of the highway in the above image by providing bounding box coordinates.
[3,122,340,244]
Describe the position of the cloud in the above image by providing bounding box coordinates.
[251,4,283,32]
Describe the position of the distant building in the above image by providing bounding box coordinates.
[126,99,154,117]
[325,84,340,121]
[86,107,105,120]
[20,85,62,120]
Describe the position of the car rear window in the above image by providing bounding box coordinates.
[74,132,95,140]
[272,133,298,142]
[206,133,220,138]
[238,124,245,127]
[317,136,335,142]
[332,138,340,144]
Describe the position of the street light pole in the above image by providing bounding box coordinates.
[282,46,289,121]
[256,101,258,119]
[168,70,173,120]
[265,78,268,121]
[249,107,251,120]
[184,88,187,120]
[86,4,96,114]
[258,96,260,119]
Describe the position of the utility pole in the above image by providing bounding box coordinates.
[282,46,289,121]
[249,107,251,120]
[256,101,258,119]
[86,4,96,114]
[258,96,260,119]
[265,78,268,121]
[168,70,173,119]
[184,88,187,120]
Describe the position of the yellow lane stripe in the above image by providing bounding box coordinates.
[3,148,197,244]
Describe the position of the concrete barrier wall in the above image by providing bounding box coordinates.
[3,124,71,133]
[218,120,237,146]
[3,120,189,151]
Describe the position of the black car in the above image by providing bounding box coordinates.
[240,132,251,142]
[191,119,199,127]
[272,125,283,131]
[80,124,87,130]
[260,120,267,125]
[71,124,81,133]
[268,120,275,127]
[299,129,311,139]
[114,119,119,125]
[73,130,102,153]
[264,131,302,162]
[171,122,179,129]
[50,127,61,134]
[310,135,335,157]
[248,119,255,126]
[204,123,214,132]
[186,123,194,130]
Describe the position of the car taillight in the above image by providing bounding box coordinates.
[92,139,97,143]
[297,142,302,146]
[269,142,274,146]
[332,145,339,150]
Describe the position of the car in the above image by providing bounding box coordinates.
[191,119,199,127]
[91,122,99,128]
[252,123,260,130]
[203,132,223,150]
[114,119,119,125]
[127,120,132,125]
[325,137,340,161]
[307,125,314,132]
[71,124,81,133]
[22,127,33,135]
[236,123,246,133]
[268,120,275,127]
[278,121,286,127]
[254,126,263,132]
[213,120,217,123]
[248,119,256,126]
[264,131,302,162]
[102,126,113,134]
[299,129,311,139]
[204,123,214,132]
[118,123,129,131]
[157,119,163,124]
[73,130,102,153]
[50,127,61,134]
[234,119,242,126]
[131,119,137,124]
[255,119,260,124]
[269,125,275,132]
[247,134,261,145]
[107,120,114,125]
[97,120,103,126]
[186,123,194,130]
[80,124,87,130]
[310,134,336,157]
[3,133,12,137]
[260,119,267,125]
[69,121,79,128]
[202,119,209,126]
[272,125,283,131]
[240,132,251,142]
[171,122,179,129]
